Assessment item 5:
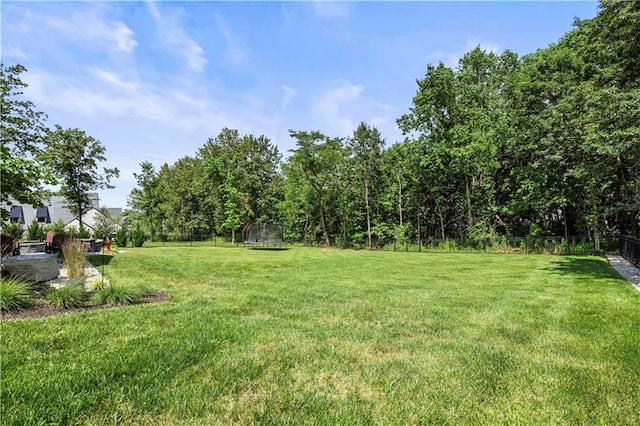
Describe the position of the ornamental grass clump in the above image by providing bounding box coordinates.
[61,238,88,279]
[0,277,33,312]
[92,285,147,306]
[46,283,87,309]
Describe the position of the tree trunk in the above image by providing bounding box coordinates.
[398,176,403,227]
[317,192,330,246]
[78,205,84,235]
[563,205,569,241]
[435,202,445,240]
[465,177,473,229]
[417,208,421,251]
[365,180,372,249]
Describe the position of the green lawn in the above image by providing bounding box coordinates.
[2,247,639,425]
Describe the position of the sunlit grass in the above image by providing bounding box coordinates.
[2,247,639,424]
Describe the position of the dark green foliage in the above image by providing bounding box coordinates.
[26,218,44,240]
[45,283,87,309]
[2,221,24,240]
[92,285,146,305]
[49,219,66,234]
[0,277,33,311]
[0,63,57,218]
[77,225,91,239]
[92,207,116,240]
[40,125,119,233]
[130,224,145,247]
[113,227,128,247]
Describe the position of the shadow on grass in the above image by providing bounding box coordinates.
[545,257,625,281]
[87,253,116,267]
[245,247,290,251]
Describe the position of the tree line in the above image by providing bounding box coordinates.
[128,1,639,248]
[3,1,638,248]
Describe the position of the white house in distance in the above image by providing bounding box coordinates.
[2,193,123,233]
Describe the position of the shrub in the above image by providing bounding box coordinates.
[113,227,128,248]
[2,222,24,240]
[131,224,145,247]
[46,283,87,309]
[26,218,45,240]
[65,226,79,238]
[89,279,105,291]
[61,238,88,279]
[92,224,110,241]
[49,219,66,234]
[0,277,33,312]
[78,226,91,239]
[92,285,146,305]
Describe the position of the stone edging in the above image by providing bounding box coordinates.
[605,254,640,293]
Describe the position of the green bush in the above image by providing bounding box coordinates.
[26,218,45,240]
[49,219,66,234]
[131,224,145,247]
[92,224,109,241]
[113,227,128,248]
[78,226,91,239]
[46,283,87,309]
[65,226,79,238]
[92,285,146,305]
[0,277,33,312]
[2,222,24,240]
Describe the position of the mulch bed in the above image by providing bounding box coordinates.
[1,291,170,321]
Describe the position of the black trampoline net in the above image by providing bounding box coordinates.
[244,224,284,244]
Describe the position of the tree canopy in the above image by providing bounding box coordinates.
[0,63,57,216]
[123,1,638,246]
[40,125,120,230]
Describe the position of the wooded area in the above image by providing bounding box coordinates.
[127,1,639,247]
[2,1,637,248]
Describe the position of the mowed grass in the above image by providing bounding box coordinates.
[2,247,639,425]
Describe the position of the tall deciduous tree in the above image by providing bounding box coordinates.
[287,130,345,246]
[128,161,165,238]
[200,128,282,242]
[0,63,56,215]
[347,122,385,249]
[40,125,120,231]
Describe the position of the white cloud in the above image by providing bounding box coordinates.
[313,80,363,137]
[145,0,161,22]
[311,1,351,22]
[21,64,287,208]
[44,9,137,55]
[309,79,400,143]
[146,1,208,72]
[2,45,27,59]
[91,68,137,92]
[426,38,502,69]
[281,85,297,106]
[215,14,250,67]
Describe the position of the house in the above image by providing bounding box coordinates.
[2,193,123,233]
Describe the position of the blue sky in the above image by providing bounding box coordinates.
[1,1,600,209]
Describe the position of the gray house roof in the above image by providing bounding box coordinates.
[2,193,121,231]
